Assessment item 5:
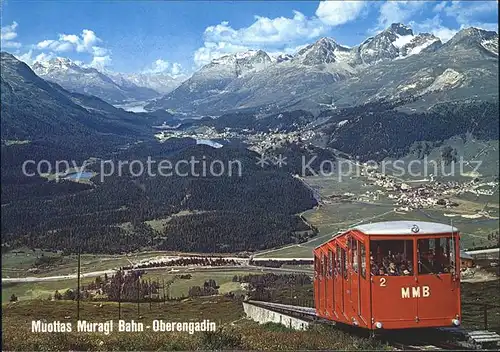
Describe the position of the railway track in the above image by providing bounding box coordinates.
[246,300,499,350]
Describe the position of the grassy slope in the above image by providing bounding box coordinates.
[2,271,249,303]
[1,298,386,351]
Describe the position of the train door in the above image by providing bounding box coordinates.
[323,251,329,316]
[334,245,342,318]
[341,246,347,317]
[328,248,334,317]
[349,237,360,324]
[358,240,369,326]
[319,251,326,315]
[370,238,417,324]
[416,237,460,322]
[314,252,320,310]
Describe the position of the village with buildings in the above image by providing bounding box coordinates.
[323,166,499,217]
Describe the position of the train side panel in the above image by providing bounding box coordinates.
[314,232,373,328]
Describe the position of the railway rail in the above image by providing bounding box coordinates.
[246,300,500,350]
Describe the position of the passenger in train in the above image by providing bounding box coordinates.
[419,251,445,274]
[419,252,433,274]
[400,263,411,275]
[388,262,398,276]
[382,257,390,271]
[430,255,444,273]
[370,256,378,275]
[434,246,450,270]
[406,261,413,274]
[370,253,414,276]
[378,268,387,276]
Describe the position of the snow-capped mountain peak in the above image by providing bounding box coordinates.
[444,27,499,53]
[354,23,442,65]
[32,57,85,75]
[31,57,161,104]
[202,49,272,77]
[211,50,269,65]
[386,22,414,37]
[294,37,350,65]
[399,33,441,57]
[271,53,293,63]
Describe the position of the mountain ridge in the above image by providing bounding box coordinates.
[146,23,498,115]
[1,52,164,142]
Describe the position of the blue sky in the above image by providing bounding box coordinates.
[1,1,498,75]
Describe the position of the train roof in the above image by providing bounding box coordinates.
[350,220,458,236]
[460,251,474,260]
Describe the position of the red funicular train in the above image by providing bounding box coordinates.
[313,221,461,330]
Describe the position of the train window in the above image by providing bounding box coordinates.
[417,237,454,275]
[352,239,359,273]
[360,242,366,278]
[328,250,333,277]
[319,254,325,280]
[342,248,347,279]
[314,255,320,279]
[323,253,328,277]
[335,246,341,277]
[370,240,414,276]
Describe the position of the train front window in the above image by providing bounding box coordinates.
[417,237,455,275]
[370,239,414,276]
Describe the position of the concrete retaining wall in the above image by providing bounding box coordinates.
[243,302,311,331]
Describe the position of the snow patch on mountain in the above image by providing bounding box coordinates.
[481,38,498,55]
[393,34,414,49]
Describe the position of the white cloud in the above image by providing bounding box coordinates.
[35,29,105,54]
[89,55,112,70]
[316,1,367,26]
[194,41,251,67]
[14,50,56,66]
[193,11,320,67]
[441,1,498,28]
[170,62,182,76]
[149,59,170,72]
[377,1,427,30]
[1,21,18,41]
[14,50,34,65]
[410,15,457,42]
[414,0,499,43]
[36,39,54,50]
[34,29,111,68]
[35,52,56,63]
[1,21,22,48]
[203,11,327,48]
[142,59,185,77]
[432,1,448,13]
[194,1,369,68]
